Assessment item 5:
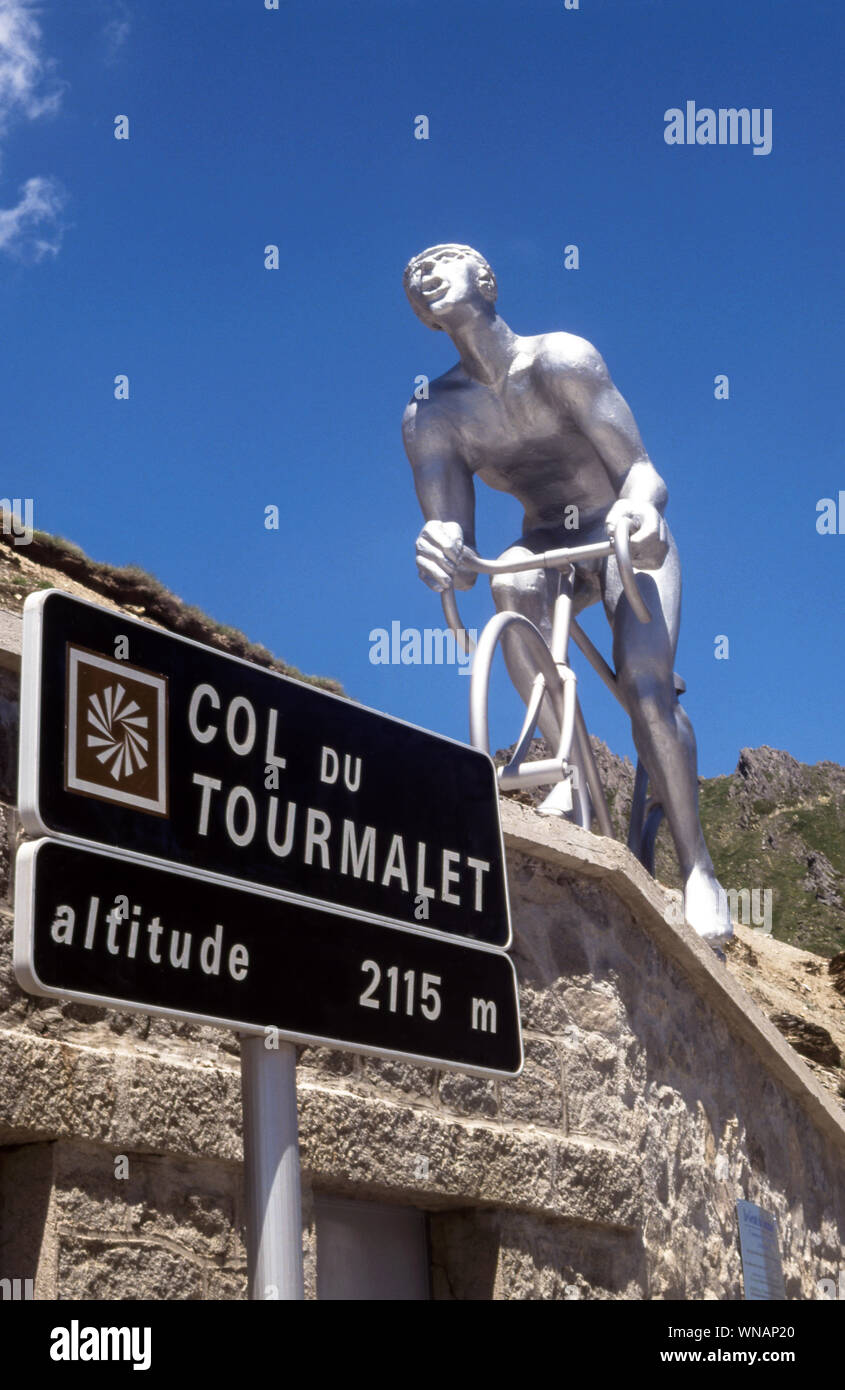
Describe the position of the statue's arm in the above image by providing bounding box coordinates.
[549,337,668,512]
[402,400,477,591]
[402,402,476,536]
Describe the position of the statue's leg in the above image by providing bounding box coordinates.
[602,528,732,946]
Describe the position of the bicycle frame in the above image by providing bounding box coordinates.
[438,517,656,848]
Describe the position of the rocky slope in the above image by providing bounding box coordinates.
[725,923,845,1106]
[498,737,845,958]
[497,737,845,1106]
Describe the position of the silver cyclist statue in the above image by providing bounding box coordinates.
[402,243,732,948]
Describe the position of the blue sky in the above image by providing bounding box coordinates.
[1,0,842,777]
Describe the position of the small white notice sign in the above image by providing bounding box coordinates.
[736,1200,786,1300]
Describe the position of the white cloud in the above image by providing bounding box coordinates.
[0,0,65,257]
[0,173,64,258]
[0,0,63,140]
[102,2,131,64]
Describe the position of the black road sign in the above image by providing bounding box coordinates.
[14,839,522,1076]
[19,590,511,947]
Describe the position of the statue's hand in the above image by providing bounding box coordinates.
[606,499,669,571]
[415,521,476,592]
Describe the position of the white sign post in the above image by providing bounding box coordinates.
[240,1038,304,1300]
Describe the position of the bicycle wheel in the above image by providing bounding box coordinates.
[468,609,578,793]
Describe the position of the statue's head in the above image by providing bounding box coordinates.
[403,244,497,332]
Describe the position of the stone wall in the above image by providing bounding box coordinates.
[1,616,844,1300]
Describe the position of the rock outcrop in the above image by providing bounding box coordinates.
[497,738,845,958]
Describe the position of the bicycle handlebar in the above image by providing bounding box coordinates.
[440,515,652,642]
[456,538,615,576]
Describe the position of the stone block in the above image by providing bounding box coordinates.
[430,1208,645,1301]
[360,1055,436,1101]
[561,1026,629,1144]
[437,1072,498,1119]
[298,1045,357,1079]
[57,1235,208,1300]
[498,1037,562,1127]
[298,1087,555,1213]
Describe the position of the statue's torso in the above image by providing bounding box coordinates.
[430,336,617,530]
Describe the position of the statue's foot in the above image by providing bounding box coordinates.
[682,866,733,949]
[537,777,574,818]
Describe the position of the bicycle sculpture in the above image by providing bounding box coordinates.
[402,243,732,948]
